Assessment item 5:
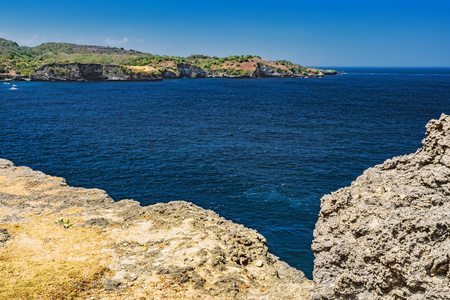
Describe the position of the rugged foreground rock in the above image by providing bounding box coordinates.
[0,159,311,299]
[312,114,450,299]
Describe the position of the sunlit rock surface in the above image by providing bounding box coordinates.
[0,158,311,299]
[312,114,450,300]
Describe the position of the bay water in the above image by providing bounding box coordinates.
[1,67,449,278]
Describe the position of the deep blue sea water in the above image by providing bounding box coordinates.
[1,67,449,278]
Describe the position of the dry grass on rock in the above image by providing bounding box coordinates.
[0,158,312,299]
[0,215,112,299]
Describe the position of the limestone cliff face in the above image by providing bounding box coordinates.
[30,63,162,81]
[0,159,311,299]
[0,74,27,81]
[150,63,324,79]
[29,63,326,81]
[252,64,323,78]
[312,114,450,300]
[160,63,207,79]
[178,63,207,78]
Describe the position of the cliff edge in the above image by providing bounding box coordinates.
[3,112,448,299]
[29,62,328,81]
[30,63,162,81]
[0,159,311,299]
[312,114,450,299]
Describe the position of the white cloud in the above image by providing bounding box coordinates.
[104,37,129,45]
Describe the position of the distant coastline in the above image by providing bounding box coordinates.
[23,63,340,82]
[0,38,340,81]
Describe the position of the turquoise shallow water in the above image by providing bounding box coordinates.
[1,67,449,278]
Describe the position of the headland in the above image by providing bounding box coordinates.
[0,38,340,81]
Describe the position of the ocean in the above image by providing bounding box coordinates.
[1,67,449,278]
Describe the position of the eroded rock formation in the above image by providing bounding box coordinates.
[0,159,311,299]
[312,114,450,299]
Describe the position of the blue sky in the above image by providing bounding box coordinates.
[1,0,449,67]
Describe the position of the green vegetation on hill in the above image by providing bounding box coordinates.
[0,38,155,76]
[0,38,334,77]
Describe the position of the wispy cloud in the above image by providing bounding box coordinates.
[19,34,45,46]
[104,37,129,45]
[75,38,88,45]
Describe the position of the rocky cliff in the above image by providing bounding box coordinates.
[29,62,326,81]
[312,114,450,299]
[0,74,27,81]
[251,63,322,78]
[30,63,162,81]
[1,38,342,79]
[0,159,311,299]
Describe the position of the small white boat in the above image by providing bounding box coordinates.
[3,82,10,85]
[9,87,18,90]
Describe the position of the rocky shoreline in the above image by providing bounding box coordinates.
[3,63,339,82]
[0,159,312,299]
[0,38,342,82]
[1,114,448,299]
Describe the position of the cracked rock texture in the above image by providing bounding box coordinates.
[0,158,311,299]
[312,114,450,300]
